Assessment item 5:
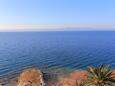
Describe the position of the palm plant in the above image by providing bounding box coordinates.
[84,64,115,86]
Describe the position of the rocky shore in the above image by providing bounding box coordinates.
[0,68,115,86]
[0,69,88,86]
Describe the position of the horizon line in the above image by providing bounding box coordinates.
[0,23,115,31]
[0,28,115,32]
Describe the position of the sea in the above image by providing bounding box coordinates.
[0,31,115,78]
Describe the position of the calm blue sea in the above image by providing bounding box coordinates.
[0,31,115,77]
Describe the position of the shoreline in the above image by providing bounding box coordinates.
[0,68,115,86]
[0,69,86,86]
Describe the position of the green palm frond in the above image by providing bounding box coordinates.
[85,64,115,86]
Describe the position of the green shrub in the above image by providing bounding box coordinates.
[85,64,115,86]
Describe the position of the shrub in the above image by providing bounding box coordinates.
[85,65,115,86]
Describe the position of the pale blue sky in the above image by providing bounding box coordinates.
[0,0,115,31]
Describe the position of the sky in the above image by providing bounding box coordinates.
[0,0,115,31]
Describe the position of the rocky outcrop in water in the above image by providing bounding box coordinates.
[1,68,115,86]
[53,70,88,86]
[16,69,99,86]
[17,69,88,86]
[17,68,45,86]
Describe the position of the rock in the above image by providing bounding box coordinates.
[111,70,115,76]
[54,70,88,86]
[70,70,88,80]
[55,77,77,86]
[17,68,45,86]
[69,70,88,86]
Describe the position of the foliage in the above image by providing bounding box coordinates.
[85,64,115,86]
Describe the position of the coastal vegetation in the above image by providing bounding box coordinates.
[85,65,115,86]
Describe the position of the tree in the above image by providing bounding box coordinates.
[85,64,115,86]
